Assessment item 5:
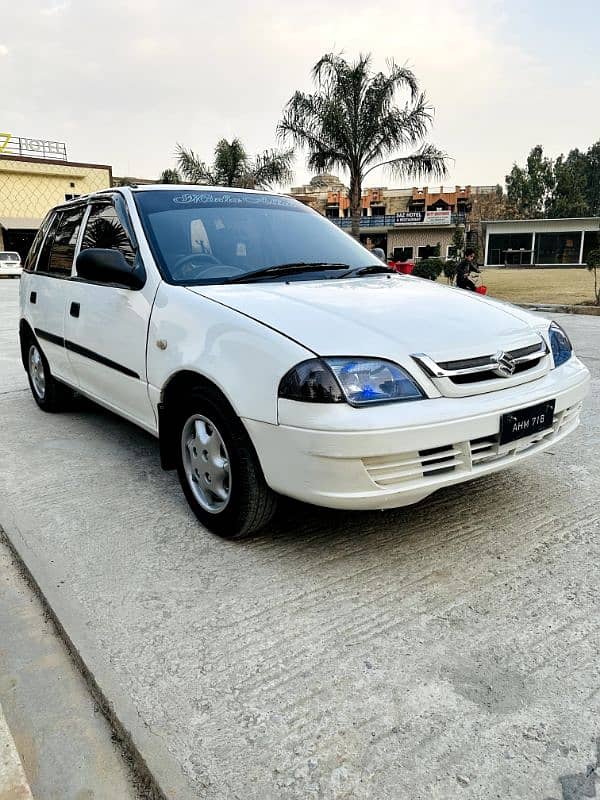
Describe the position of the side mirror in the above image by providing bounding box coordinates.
[75,248,145,290]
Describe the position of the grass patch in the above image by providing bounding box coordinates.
[439,268,596,305]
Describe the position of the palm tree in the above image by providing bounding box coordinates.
[172,138,294,190]
[278,53,449,239]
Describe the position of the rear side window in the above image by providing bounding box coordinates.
[23,214,54,272]
[81,203,136,267]
[47,207,86,276]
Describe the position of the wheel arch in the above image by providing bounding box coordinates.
[19,318,36,370]
[158,369,242,471]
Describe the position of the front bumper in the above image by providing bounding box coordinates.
[243,357,590,510]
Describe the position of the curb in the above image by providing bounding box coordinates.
[517,302,600,316]
[0,701,33,800]
[0,510,199,800]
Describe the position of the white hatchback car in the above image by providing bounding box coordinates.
[0,251,22,277]
[19,186,590,538]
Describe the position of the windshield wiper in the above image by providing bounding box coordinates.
[339,265,396,278]
[225,262,351,284]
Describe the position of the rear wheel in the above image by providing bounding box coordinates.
[26,338,74,412]
[175,391,277,539]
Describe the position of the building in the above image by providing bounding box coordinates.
[289,178,497,260]
[0,133,112,259]
[483,218,600,267]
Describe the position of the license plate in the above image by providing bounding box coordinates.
[499,400,555,445]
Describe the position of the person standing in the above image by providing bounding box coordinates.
[456,248,480,291]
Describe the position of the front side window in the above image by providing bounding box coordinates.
[81,203,136,267]
[134,189,382,285]
[47,207,86,275]
[24,213,55,272]
[35,214,62,274]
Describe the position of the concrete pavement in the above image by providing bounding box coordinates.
[1,279,599,799]
[0,699,32,800]
[0,534,143,800]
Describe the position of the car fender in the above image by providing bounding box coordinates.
[146,282,314,425]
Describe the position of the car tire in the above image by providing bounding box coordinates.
[25,336,74,412]
[175,389,277,539]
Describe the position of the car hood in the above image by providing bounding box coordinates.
[187,275,546,363]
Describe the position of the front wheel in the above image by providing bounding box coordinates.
[175,393,277,539]
[26,338,74,412]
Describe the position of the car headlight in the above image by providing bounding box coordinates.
[278,357,424,406]
[549,321,572,367]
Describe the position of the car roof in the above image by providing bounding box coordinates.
[128,184,291,200]
[48,183,290,215]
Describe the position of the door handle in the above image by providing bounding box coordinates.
[30,291,37,304]
[70,302,80,318]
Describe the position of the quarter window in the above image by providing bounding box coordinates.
[47,207,86,275]
[81,203,136,266]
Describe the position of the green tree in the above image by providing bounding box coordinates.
[278,53,448,239]
[173,138,294,189]
[585,141,600,216]
[587,248,600,306]
[548,149,589,218]
[451,225,464,259]
[505,145,554,218]
[159,168,182,184]
[112,176,138,187]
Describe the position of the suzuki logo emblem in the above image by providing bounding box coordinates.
[493,350,516,378]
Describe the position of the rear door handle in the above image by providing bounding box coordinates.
[30,291,37,304]
[70,302,80,318]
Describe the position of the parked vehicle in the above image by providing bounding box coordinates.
[0,251,22,277]
[19,187,590,538]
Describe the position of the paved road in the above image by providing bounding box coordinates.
[1,279,599,799]
[0,533,143,800]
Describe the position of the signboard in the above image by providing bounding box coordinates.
[394,211,425,224]
[394,210,453,225]
[424,210,452,224]
[0,132,67,160]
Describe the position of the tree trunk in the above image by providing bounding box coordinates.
[349,175,362,240]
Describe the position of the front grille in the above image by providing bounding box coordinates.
[363,402,582,490]
[411,339,549,395]
[436,343,542,372]
[449,359,540,384]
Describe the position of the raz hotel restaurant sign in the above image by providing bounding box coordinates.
[394,210,452,225]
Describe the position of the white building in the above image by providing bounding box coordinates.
[483,217,600,267]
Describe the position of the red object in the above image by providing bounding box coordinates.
[475,285,487,295]
[390,261,414,274]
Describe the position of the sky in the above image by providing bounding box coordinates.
[1,0,599,190]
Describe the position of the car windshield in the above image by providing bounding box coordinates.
[0,252,19,261]
[133,189,383,285]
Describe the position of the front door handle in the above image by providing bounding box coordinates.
[30,291,37,304]
[70,302,80,318]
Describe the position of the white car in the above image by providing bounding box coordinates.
[19,186,590,538]
[0,251,22,277]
